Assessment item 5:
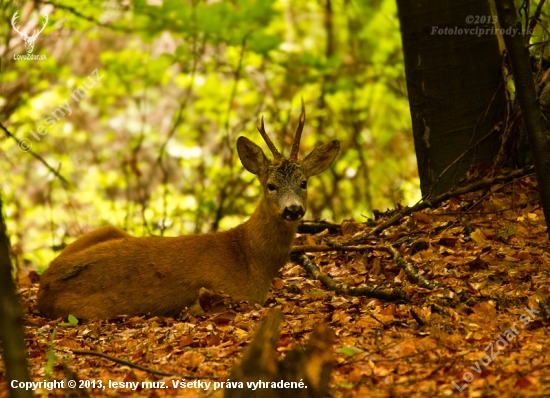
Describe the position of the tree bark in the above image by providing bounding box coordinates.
[494,0,550,238]
[0,197,32,398]
[397,0,506,197]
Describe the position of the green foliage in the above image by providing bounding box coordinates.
[57,314,79,327]
[0,0,421,270]
[44,328,57,381]
[336,346,364,357]
[498,225,515,238]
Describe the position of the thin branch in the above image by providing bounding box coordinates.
[526,0,547,43]
[212,30,252,232]
[292,244,390,253]
[462,174,535,213]
[65,349,222,379]
[347,165,535,242]
[35,0,136,32]
[530,39,550,48]
[424,123,501,201]
[0,122,69,187]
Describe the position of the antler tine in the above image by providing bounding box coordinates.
[257,115,282,160]
[289,97,305,162]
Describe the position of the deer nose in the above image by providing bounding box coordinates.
[282,205,305,221]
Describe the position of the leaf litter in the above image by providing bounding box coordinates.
[1,175,550,397]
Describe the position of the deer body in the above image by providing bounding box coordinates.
[38,103,339,319]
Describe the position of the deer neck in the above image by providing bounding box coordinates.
[242,198,298,278]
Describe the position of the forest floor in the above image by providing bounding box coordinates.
[1,172,550,397]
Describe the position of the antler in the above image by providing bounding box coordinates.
[257,115,283,161]
[11,11,27,38]
[31,15,48,38]
[289,97,305,162]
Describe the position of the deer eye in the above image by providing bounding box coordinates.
[267,183,277,192]
[300,181,307,189]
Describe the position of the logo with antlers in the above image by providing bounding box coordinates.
[11,11,48,54]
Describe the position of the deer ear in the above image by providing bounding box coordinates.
[301,140,340,177]
[237,136,269,175]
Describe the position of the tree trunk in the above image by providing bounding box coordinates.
[397,0,506,197]
[0,197,32,398]
[494,0,550,238]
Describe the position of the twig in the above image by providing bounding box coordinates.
[292,244,390,253]
[339,347,440,367]
[36,0,136,32]
[65,349,222,379]
[0,122,70,187]
[462,174,534,213]
[526,0,547,43]
[347,165,535,243]
[291,254,410,302]
[425,123,501,200]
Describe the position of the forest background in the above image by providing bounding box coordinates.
[0,0,416,272]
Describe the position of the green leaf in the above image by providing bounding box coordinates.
[248,32,281,55]
[57,314,79,327]
[337,346,364,356]
[498,226,515,237]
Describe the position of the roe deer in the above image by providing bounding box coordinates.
[37,102,340,319]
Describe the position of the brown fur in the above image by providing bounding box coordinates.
[38,204,295,319]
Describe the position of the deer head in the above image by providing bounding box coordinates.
[237,100,340,223]
[11,11,48,54]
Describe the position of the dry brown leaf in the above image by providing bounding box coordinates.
[272,277,284,290]
[470,228,487,244]
[412,211,431,224]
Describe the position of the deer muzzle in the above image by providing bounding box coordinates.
[282,205,305,221]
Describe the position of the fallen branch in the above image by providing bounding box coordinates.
[291,254,410,302]
[292,241,438,291]
[348,165,535,242]
[297,220,342,235]
[65,349,221,379]
[386,246,440,290]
